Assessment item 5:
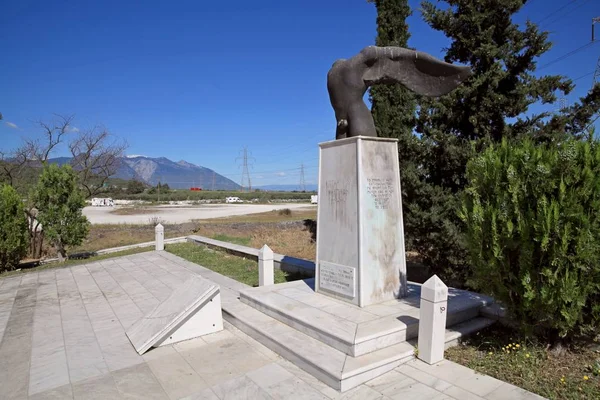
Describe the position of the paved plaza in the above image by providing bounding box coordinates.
[0,251,546,399]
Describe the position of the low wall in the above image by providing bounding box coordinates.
[185,235,316,277]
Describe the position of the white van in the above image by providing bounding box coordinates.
[310,195,318,204]
[225,196,243,204]
[91,197,114,207]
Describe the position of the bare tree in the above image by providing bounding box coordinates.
[23,114,74,164]
[0,146,29,188]
[0,114,128,259]
[69,125,128,198]
[11,114,127,197]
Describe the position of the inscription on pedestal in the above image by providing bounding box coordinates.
[366,177,394,210]
[325,179,350,222]
[319,261,355,298]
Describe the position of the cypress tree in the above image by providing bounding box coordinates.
[367,0,423,250]
[414,0,600,284]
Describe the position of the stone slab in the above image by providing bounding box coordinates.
[126,275,223,355]
[240,279,492,357]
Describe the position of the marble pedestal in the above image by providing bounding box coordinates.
[316,136,407,307]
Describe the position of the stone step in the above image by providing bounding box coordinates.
[239,286,357,355]
[444,316,496,349]
[239,279,491,357]
[404,316,496,352]
[223,299,415,393]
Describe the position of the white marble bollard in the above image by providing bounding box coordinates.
[418,275,448,365]
[258,244,274,286]
[155,224,164,251]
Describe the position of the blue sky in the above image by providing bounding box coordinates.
[1,0,598,187]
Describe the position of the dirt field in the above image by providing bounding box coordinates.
[83,203,316,224]
[73,209,318,257]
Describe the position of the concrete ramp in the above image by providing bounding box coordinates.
[126,275,223,355]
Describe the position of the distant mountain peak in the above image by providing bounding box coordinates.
[177,160,198,168]
[48,155,240,190]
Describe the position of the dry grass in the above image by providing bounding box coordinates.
[74,208,316,256]
[193,208,317,225]
[249,226,315,260]
[191,222,316,261]
[109,207,158,216]
[71,222,197,253]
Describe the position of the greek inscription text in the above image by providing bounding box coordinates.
[366,177,394,210]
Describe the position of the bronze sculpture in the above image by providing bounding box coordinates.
[327,46,471,140]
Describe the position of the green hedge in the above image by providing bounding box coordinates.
[0,184,28,272]
[460,138,600,338]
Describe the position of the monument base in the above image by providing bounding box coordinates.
[316,136,407,307]
[227,278,494,392]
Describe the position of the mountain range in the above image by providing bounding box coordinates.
[49,155,240,190]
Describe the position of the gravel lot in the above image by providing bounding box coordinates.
[83,203,316,224]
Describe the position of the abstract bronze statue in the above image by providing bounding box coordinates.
[327,46,472,140]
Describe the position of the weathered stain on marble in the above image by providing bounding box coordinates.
[325,179,350,226]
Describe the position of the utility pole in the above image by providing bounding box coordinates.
[593,18,600,86]
[236,146,254,192]
[299,163,306,192]
[212,172,216,191]
[582,18,600,137]
[591,17,600,84]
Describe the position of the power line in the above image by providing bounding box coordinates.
[573,71,594,81]
[537,41,598,71]
[244,144,318,168]
[216,160,319,178]
[540,0,591,29]
[262,129,330,157]
[535,0,579,26]
[583,114,600,133]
